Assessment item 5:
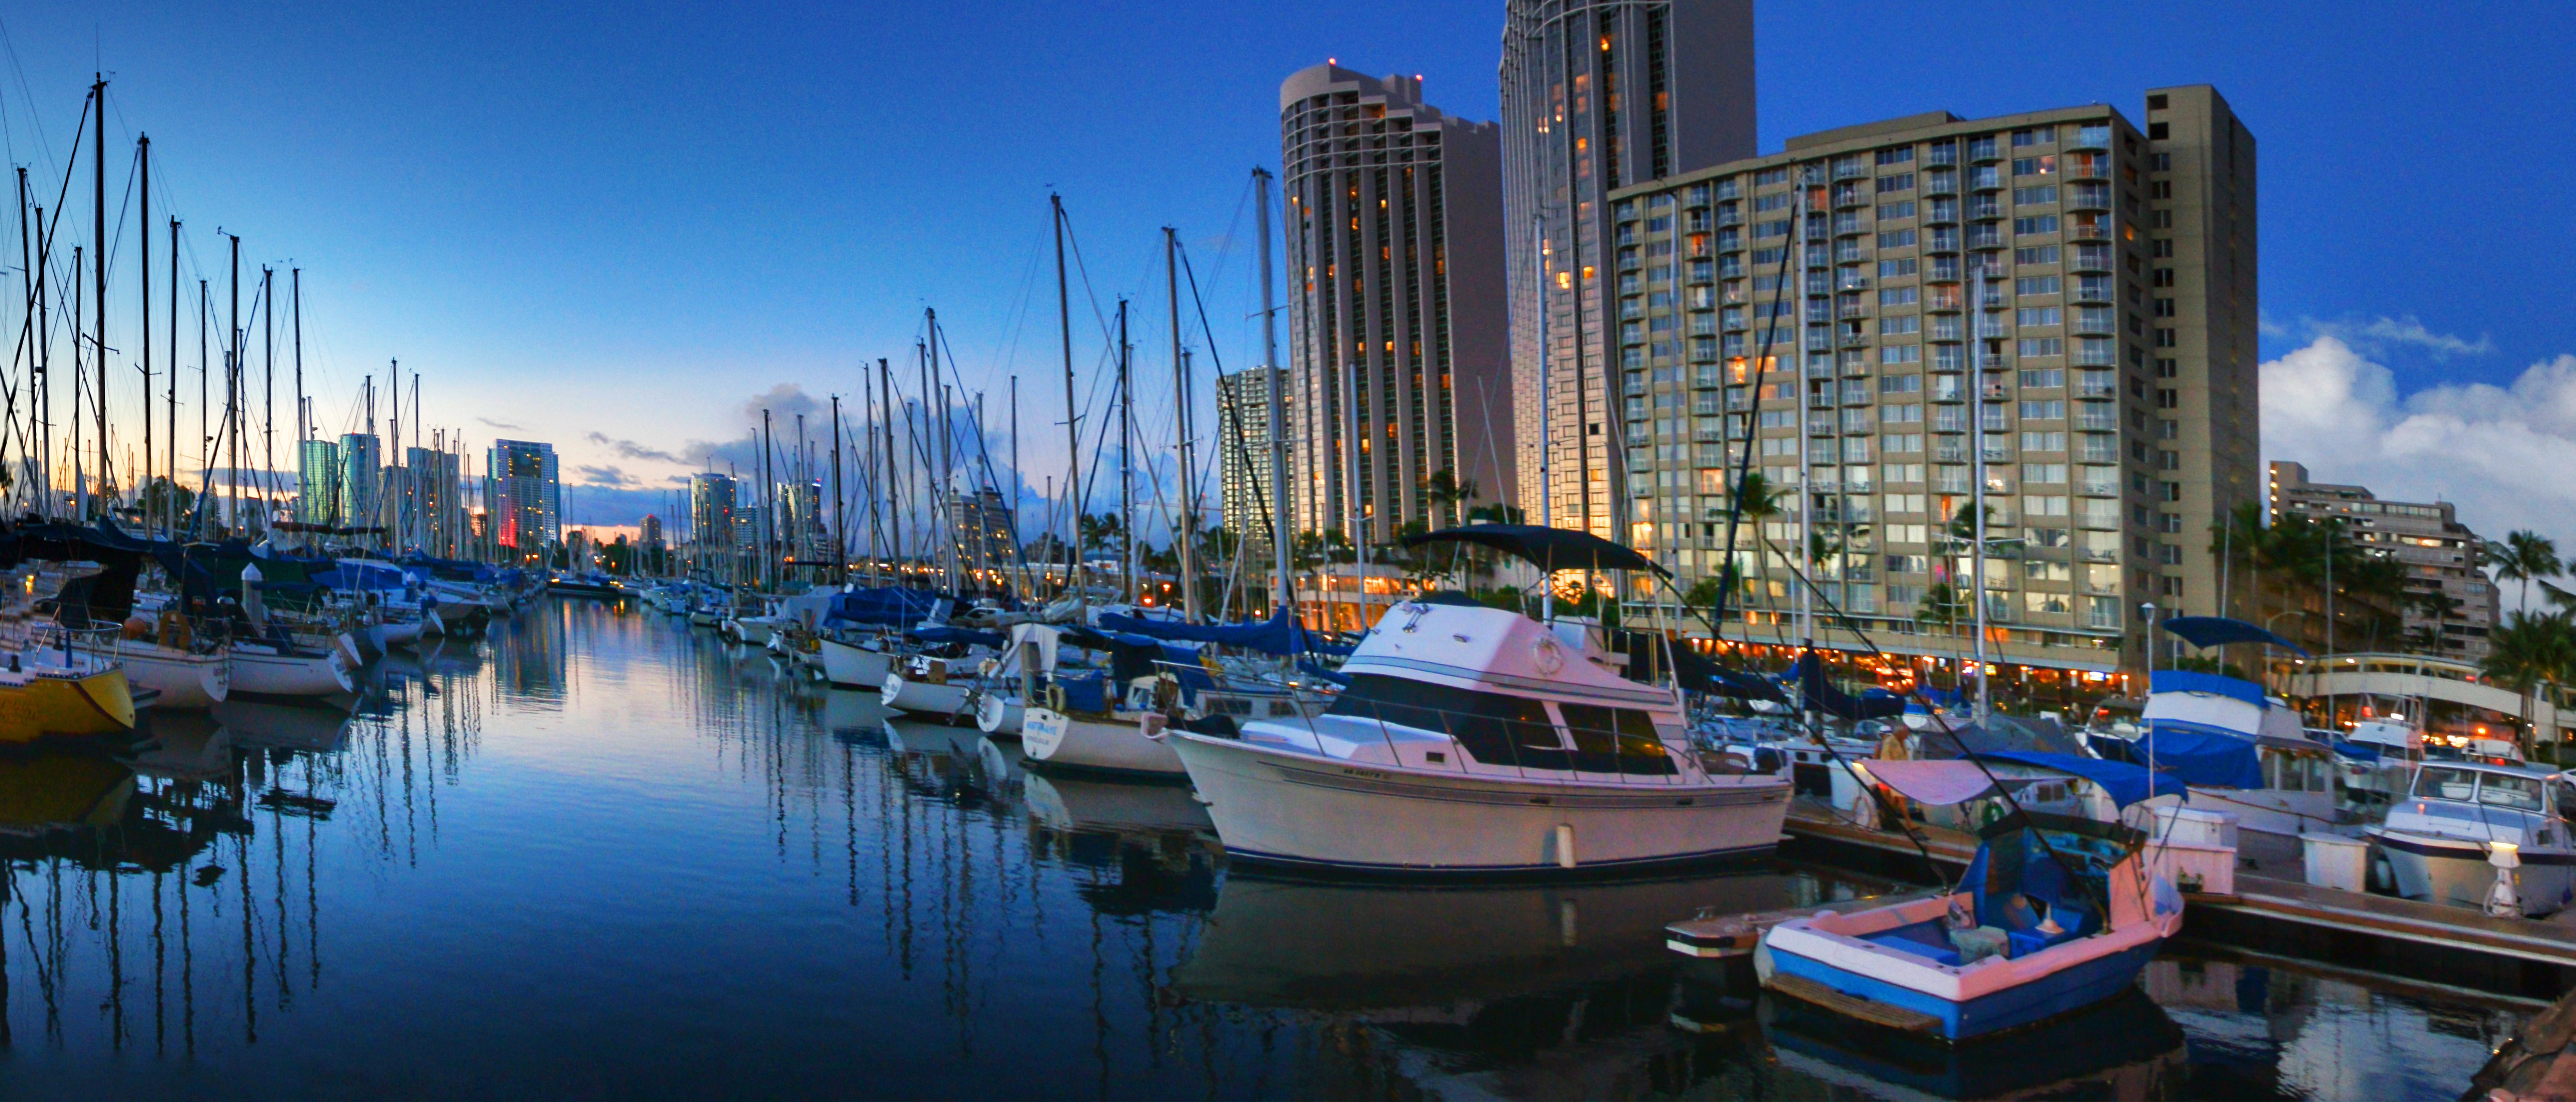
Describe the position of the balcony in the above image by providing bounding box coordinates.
[2069,182,2111,210]
[1833,161,1866,180]
[1836,271,1871,292]
[1966,225,2003,249]
[1623,376,1648,396]
[1832,182,1863,207]
[2071,243,2114,271]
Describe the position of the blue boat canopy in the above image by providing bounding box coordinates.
[825,587,943,628]
[2159,615,2311,657]
[1400,523,1671,577]
[1974,751,2188,809]
[2132,723,2264,788]
[1094,607,1352,656]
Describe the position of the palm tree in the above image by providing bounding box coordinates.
[1423,468,1478,530]
[2489,531,2564,612]
[1727,470,1786,620]
[1915,582,1971,691]
[2485,610,2576,757]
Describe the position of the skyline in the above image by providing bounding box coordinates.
[0,2,2571,541]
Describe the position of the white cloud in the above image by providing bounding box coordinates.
[2263,335,2576,546]
[2304,314,2493,359]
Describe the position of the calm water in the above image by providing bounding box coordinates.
[0,602,2529,1099]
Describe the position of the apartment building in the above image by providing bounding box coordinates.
[1606,88,2257,675]
[1278,64,1510,547]
[1501,0,1756,533]
[2271,461,2500,662]
[1216,367,1290,556]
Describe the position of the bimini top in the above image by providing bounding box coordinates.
[1402,524,1669,577]
[2159,615,2311,657]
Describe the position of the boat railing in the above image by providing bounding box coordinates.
[1326,698,1690,785]
[8,622,120,670]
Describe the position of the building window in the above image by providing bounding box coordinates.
[2155,387,2178,409]
[2149,180,2173,200]
[2150,240,2174,258]
[2151,267,2174,287]
[2012,156,2056,177]
[2154,328,2177,348]
[2150,152,2172,171]
[2148,122,2170,140]
[2016,306,2063,327]
[1875,147,1915,166]
[2156,358,2177,378]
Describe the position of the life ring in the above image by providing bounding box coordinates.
[1532,636,1566,676]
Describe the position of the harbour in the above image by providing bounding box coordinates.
[0,603,2528,1098]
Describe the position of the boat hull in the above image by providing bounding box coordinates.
[881,673,971,722]
[1763,932,2167,1042]
[231,646,356,698]
[0,668,136,742]
[1023,708,1183,777]
[975,692,1024,736]
[2372,827,2576,915]
[114,645,230,710]
[818,638,892,688]
[1169,731,1790,874]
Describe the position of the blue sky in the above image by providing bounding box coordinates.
[2,1,2570,537]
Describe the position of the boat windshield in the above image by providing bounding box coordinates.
[2416,766,2479,801]
[2479,772,2546,812]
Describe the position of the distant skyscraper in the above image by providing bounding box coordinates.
[402,446,464,555]
[484,440,561,554]
[1278,64,1509,546]
[639,514,664,550]
[1216,367,1289,556]
[778,479,826,564]
[338,433,382,530]
[296,439,341,525]
[1501,0,1756,532]
[689,473,735,550]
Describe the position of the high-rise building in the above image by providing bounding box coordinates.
[2270,461,2499,662]
[1278,64,1510,547]
[1216,367,1290,553]
[948,488,1017,583]
[778,479,827,564]
[485,440,561,555]
[1502,0,1756,532]
[401,446,465,556]
[689,473,735,551]
[338,433,382,531]
[295,439,341,525]
[1607,89,2257,678]
[639,514,665,550]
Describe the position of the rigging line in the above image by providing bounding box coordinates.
[1174,242,1273,553]
[0,15,61,170]
[1051,206,1119,350]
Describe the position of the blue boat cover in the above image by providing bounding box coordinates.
[2159,615,2311,657]
[2331,740,2382,763]
[908,625,1006,649]
[826,587,943,628]
[1973,751,2186,809]
[1094,607,1353,656]
[2133,723,2263,788]
[1399,523,1670,577]
[2148,669,2268,707]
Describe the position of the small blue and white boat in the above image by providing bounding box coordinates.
[1758,754,2186,1041]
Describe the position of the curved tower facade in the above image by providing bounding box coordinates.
[1501,0,1754,533]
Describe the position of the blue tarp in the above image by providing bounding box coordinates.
[2331,740,2383,763]
[2133,722,2264,788]
[907,625,1006,649]
[1974,750,2187,809]
[2149,669,2268,707]
[826,587,943,628]
[1094,607,1353,656]
[2160,615,2311,657]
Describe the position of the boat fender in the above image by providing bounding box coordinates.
[1554,823,1577,868]
[1045,684,1066,713]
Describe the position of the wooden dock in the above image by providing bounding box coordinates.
[1765,801,2576,981]
[1666,884,1944,959]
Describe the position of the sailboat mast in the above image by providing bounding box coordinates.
[829,395,845,586]
[926,311,955,594]
[293,269,303,517]
[879,356,901,586]
[1165,227,1200,620]
[168,218,178,540]
[139,134,150,532]
[73,245,85,519]
[1008,376,1024,599]
[1255,167,1289,617]
[1050,195,1083,601]
[227,234,239,532]
[1117,299,1135,604]
[196,279,206,535]
[263,266,275,528]
[91,76,106,523]
[761,409,776,591]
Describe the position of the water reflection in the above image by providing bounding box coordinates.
[0,603,2532,1098]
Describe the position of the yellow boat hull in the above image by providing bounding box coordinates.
[0,670,136,743]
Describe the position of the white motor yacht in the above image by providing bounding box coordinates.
[1169,596,1792,875]
[2369,761,2576,915]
